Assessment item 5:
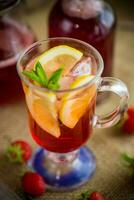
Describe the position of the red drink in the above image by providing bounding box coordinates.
[49,0,116,77]
[29,95,96,153]
[0,16,36,103]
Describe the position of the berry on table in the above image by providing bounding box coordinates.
[122,118,134,134]
[6,140,32,163]
[127,107,134,118]
[90,192,105,200]
[76,191,105,200]
[119,107,134,134]
[22,172,46,197]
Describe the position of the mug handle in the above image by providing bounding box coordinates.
[93,77,129,128]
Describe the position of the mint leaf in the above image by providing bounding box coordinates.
[22,63,63,90]
[35,61,48,87]
[22,70,42,85]
[48,82,60,90]
[48,68,63,86]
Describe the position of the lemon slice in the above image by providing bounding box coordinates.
[36,45,83,77]
[23,45,83,138]
[25,88,60,138]
[59,75,96,128]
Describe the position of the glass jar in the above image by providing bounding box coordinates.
[49,0,116,78]
[0,0,36,103]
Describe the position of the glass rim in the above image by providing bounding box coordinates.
[17,37,104,93]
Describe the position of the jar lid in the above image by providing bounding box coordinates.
[0,0,20,15]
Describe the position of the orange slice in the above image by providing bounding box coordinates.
[36,45,83,77]
[59,75,96,128]
[25,89,60,138]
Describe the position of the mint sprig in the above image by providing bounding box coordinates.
[22,61,63,90]
[22,70,42,85]
[122,153,134,167]
[35,61,48,87]
[48,68,63,90]
[76,191,90,200]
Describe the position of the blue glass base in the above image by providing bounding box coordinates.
[28,147,96,191]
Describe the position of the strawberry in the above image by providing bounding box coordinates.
[7,140,32,163]
[90,192,105,200]
[120,107,134,134]
[22,172,45,196]
[76,191,105,200]
[122,118,134,134]
[127,107,134,118]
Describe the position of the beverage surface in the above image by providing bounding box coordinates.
[22,45,97,152]
[23,45,97,88]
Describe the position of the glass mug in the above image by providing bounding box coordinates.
[17,38,129,190]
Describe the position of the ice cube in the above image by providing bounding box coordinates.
[70,56,92,77]
[57,76,75,99]
[59,76,74,90]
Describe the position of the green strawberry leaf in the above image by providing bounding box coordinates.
[35,61,48,87]
[122,153,134,167]
[76,191,90,200]
[6,144,24,163]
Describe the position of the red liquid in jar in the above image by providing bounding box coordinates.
[29,96,96,153]
[49,0,116,77]
[0,17,36,103]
